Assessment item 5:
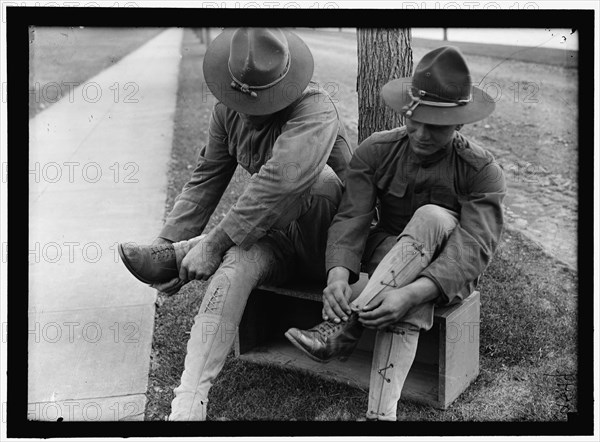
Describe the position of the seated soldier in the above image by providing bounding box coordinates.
[285,46,506,421]
[118,28,353,420]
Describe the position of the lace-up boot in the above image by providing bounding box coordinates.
[284,313,364,363]
[118,242,178,284]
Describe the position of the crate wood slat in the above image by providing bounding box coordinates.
[437,291,480,407]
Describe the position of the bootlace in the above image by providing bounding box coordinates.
[150,244,174,261]
[203,288,223,314]
[314,320,342,338]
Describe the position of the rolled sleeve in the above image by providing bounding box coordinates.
[326,143,378,281]
[159,107,237,242]
[419,161,506,305]
[217,95,340,249]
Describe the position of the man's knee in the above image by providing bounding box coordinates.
[221,244,264,270]
[411,204,458,235]
[310,164,343,205]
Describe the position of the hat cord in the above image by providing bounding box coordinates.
[228,57,291,98]
[403,88,472,118]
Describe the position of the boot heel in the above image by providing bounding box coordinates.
[338,338,361,362]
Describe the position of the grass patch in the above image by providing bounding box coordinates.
[145,29,578,421]
[29,26,164,118]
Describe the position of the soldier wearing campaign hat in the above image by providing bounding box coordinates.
[286,46,506,420]
[119,28,353,420]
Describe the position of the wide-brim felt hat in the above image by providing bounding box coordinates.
[203,28,314,116]
[381,46,495,125]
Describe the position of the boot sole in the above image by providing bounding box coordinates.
[284,330,340,364]
[118,243,156,285]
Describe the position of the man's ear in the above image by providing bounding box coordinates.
[455,124,464,131]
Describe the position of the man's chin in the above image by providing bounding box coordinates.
[411,144,436,156]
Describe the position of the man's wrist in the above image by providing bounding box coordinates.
[406,277,441,307]
[206,225,235,255]
[327,266,350,285]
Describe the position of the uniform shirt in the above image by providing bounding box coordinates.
[159,82,353,248]
[326,126,506,305]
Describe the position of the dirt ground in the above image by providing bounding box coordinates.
[296,29,578,270]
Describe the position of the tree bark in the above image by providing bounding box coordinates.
[356,28,413,144]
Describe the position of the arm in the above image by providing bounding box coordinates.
[419,161,506,305]
[218,94,340,249]
[322,143,379,322]
[325,143,378,282]
[158,104,237,243]
[358,277,440,329]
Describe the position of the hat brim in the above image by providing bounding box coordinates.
[203,29,314,116]
[381,77,496,125]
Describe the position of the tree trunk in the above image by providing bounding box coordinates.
[356,28,413,144]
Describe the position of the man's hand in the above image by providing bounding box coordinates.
[178,226,234,281]
[358,286,417,330]
[152,277,186,296]
[179,239,222,281]
[322,266,353,323]
[358,277,440,330]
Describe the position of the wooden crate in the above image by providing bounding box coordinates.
[234,274,480,410]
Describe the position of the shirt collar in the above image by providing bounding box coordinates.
[408,137,454,167]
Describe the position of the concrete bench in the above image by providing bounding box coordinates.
[234,273,480,410]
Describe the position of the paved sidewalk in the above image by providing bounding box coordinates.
[28,28,183,421]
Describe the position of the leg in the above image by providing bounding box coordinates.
[120,166,340,286]
[171,166,341,418]
[169,238,290,420]
[285,204,457,366]
[288,164,343,283]
[174,164,342,280]
[362,205,459,420]
[351,204,459,310]
[283,167,371,362]
[172,234,205,269]
[366,304,433,420]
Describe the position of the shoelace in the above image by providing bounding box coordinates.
[150,244,174,261]
[314,320,342,338]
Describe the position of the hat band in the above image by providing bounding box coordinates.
[228,57,291,99]
[403,88,472,118]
